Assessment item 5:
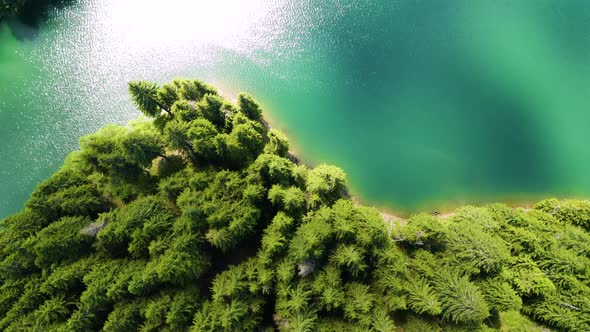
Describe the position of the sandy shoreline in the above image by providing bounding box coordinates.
[377,203,534,224]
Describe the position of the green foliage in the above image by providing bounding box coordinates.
[312,265,345,311]
[211,265,248,301]
[176,79,217,101]
[27,169,107,220]
[156,82,179,110]
[197,93,226,128]
[216,119,265,168]
[172,99,199,123]
[177,170,264,252]
[187,118,219,163]
[433,270,490,324]
[306,164,346,207]
[250,153,296,187]
[0,210,48,257]
[534,198,590,229]
[288,209,333,262]
[40,256,96,295]
[120,128,165,167]
[166,287,201,330]
[373,247,407,312]
[268,185,306,216]
[78,123,163,187]
[393,213,445,248]
[509,256,556,297]
[97,196,174,257]
[0,78,586,332]
[405,277,442,315]
[444,222,510,275]
[0,278,45,330]
[32,295,72,327]
[260,212,294,258]
[499,310,548,332]
[103,299,145,332]
[478,279,522,312]
[238,93,263,121]
[158,168,191,200]
[371,306,396,332]
[405,314,441,332]
[136,233,210,290]
[129,81,169,117]
[330,244,367,278]
[27,216,93,267]
[192,299,260,332]
[264,128,290,157]
[453,205,500,231]
[342,283,375,326]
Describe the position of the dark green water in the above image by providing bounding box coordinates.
[2,0,590,218]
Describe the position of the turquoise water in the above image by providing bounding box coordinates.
[1,0,590,218]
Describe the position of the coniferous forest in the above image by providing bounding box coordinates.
[0,78,589,331]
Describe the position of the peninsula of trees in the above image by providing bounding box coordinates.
[0,78,588,331]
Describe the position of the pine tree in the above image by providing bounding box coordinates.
[128,81,172,117]
[433,270,490,324]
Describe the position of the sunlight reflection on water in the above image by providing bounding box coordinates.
[2,0,590,218]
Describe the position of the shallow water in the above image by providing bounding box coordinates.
[1,0,590,218]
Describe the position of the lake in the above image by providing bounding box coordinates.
[2,0,590,218]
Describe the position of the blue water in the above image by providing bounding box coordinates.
[2,0,590,218]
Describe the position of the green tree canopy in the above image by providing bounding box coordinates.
[129,81,172,117]
[0,78,586,332]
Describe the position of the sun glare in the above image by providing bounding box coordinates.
[103,0,283,52]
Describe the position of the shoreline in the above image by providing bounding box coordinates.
[236,93,588,224]
[360,195,543,223]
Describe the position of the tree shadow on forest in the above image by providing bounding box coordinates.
[2,0,77,40]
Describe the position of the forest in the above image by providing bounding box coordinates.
[0,78,588,331]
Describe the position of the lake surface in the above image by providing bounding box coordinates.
[2,0,590,218]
